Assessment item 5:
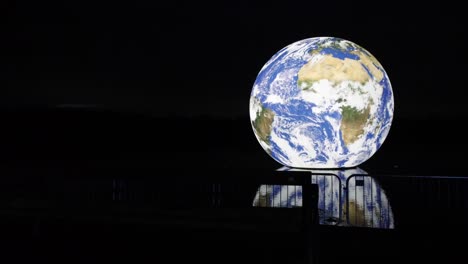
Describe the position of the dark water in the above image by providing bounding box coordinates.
[1,108,467,263]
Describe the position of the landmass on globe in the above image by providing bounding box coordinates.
[250,37,393,168]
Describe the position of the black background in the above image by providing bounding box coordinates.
[3,1,468,119]
[2,2,468,263]
[2,1,468,171]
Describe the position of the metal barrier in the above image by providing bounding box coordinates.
[345,174,394,229]
[253,170,395,229]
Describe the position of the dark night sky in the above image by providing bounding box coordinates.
[3,1,468,120]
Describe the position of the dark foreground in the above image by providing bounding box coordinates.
[1,108,467,263]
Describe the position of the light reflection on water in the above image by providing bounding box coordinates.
[253,167,394,229]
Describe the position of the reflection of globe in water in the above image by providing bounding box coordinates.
[253,168,394,229]
[250,37,394,168]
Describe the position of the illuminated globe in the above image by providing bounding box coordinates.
[250,37,394,168]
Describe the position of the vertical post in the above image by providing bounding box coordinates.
[302,176,319,263]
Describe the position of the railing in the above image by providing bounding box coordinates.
[345,174,394,229]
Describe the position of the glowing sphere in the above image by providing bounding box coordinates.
[250,37,393,168]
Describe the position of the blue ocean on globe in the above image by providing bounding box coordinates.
[250,37,394,168]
